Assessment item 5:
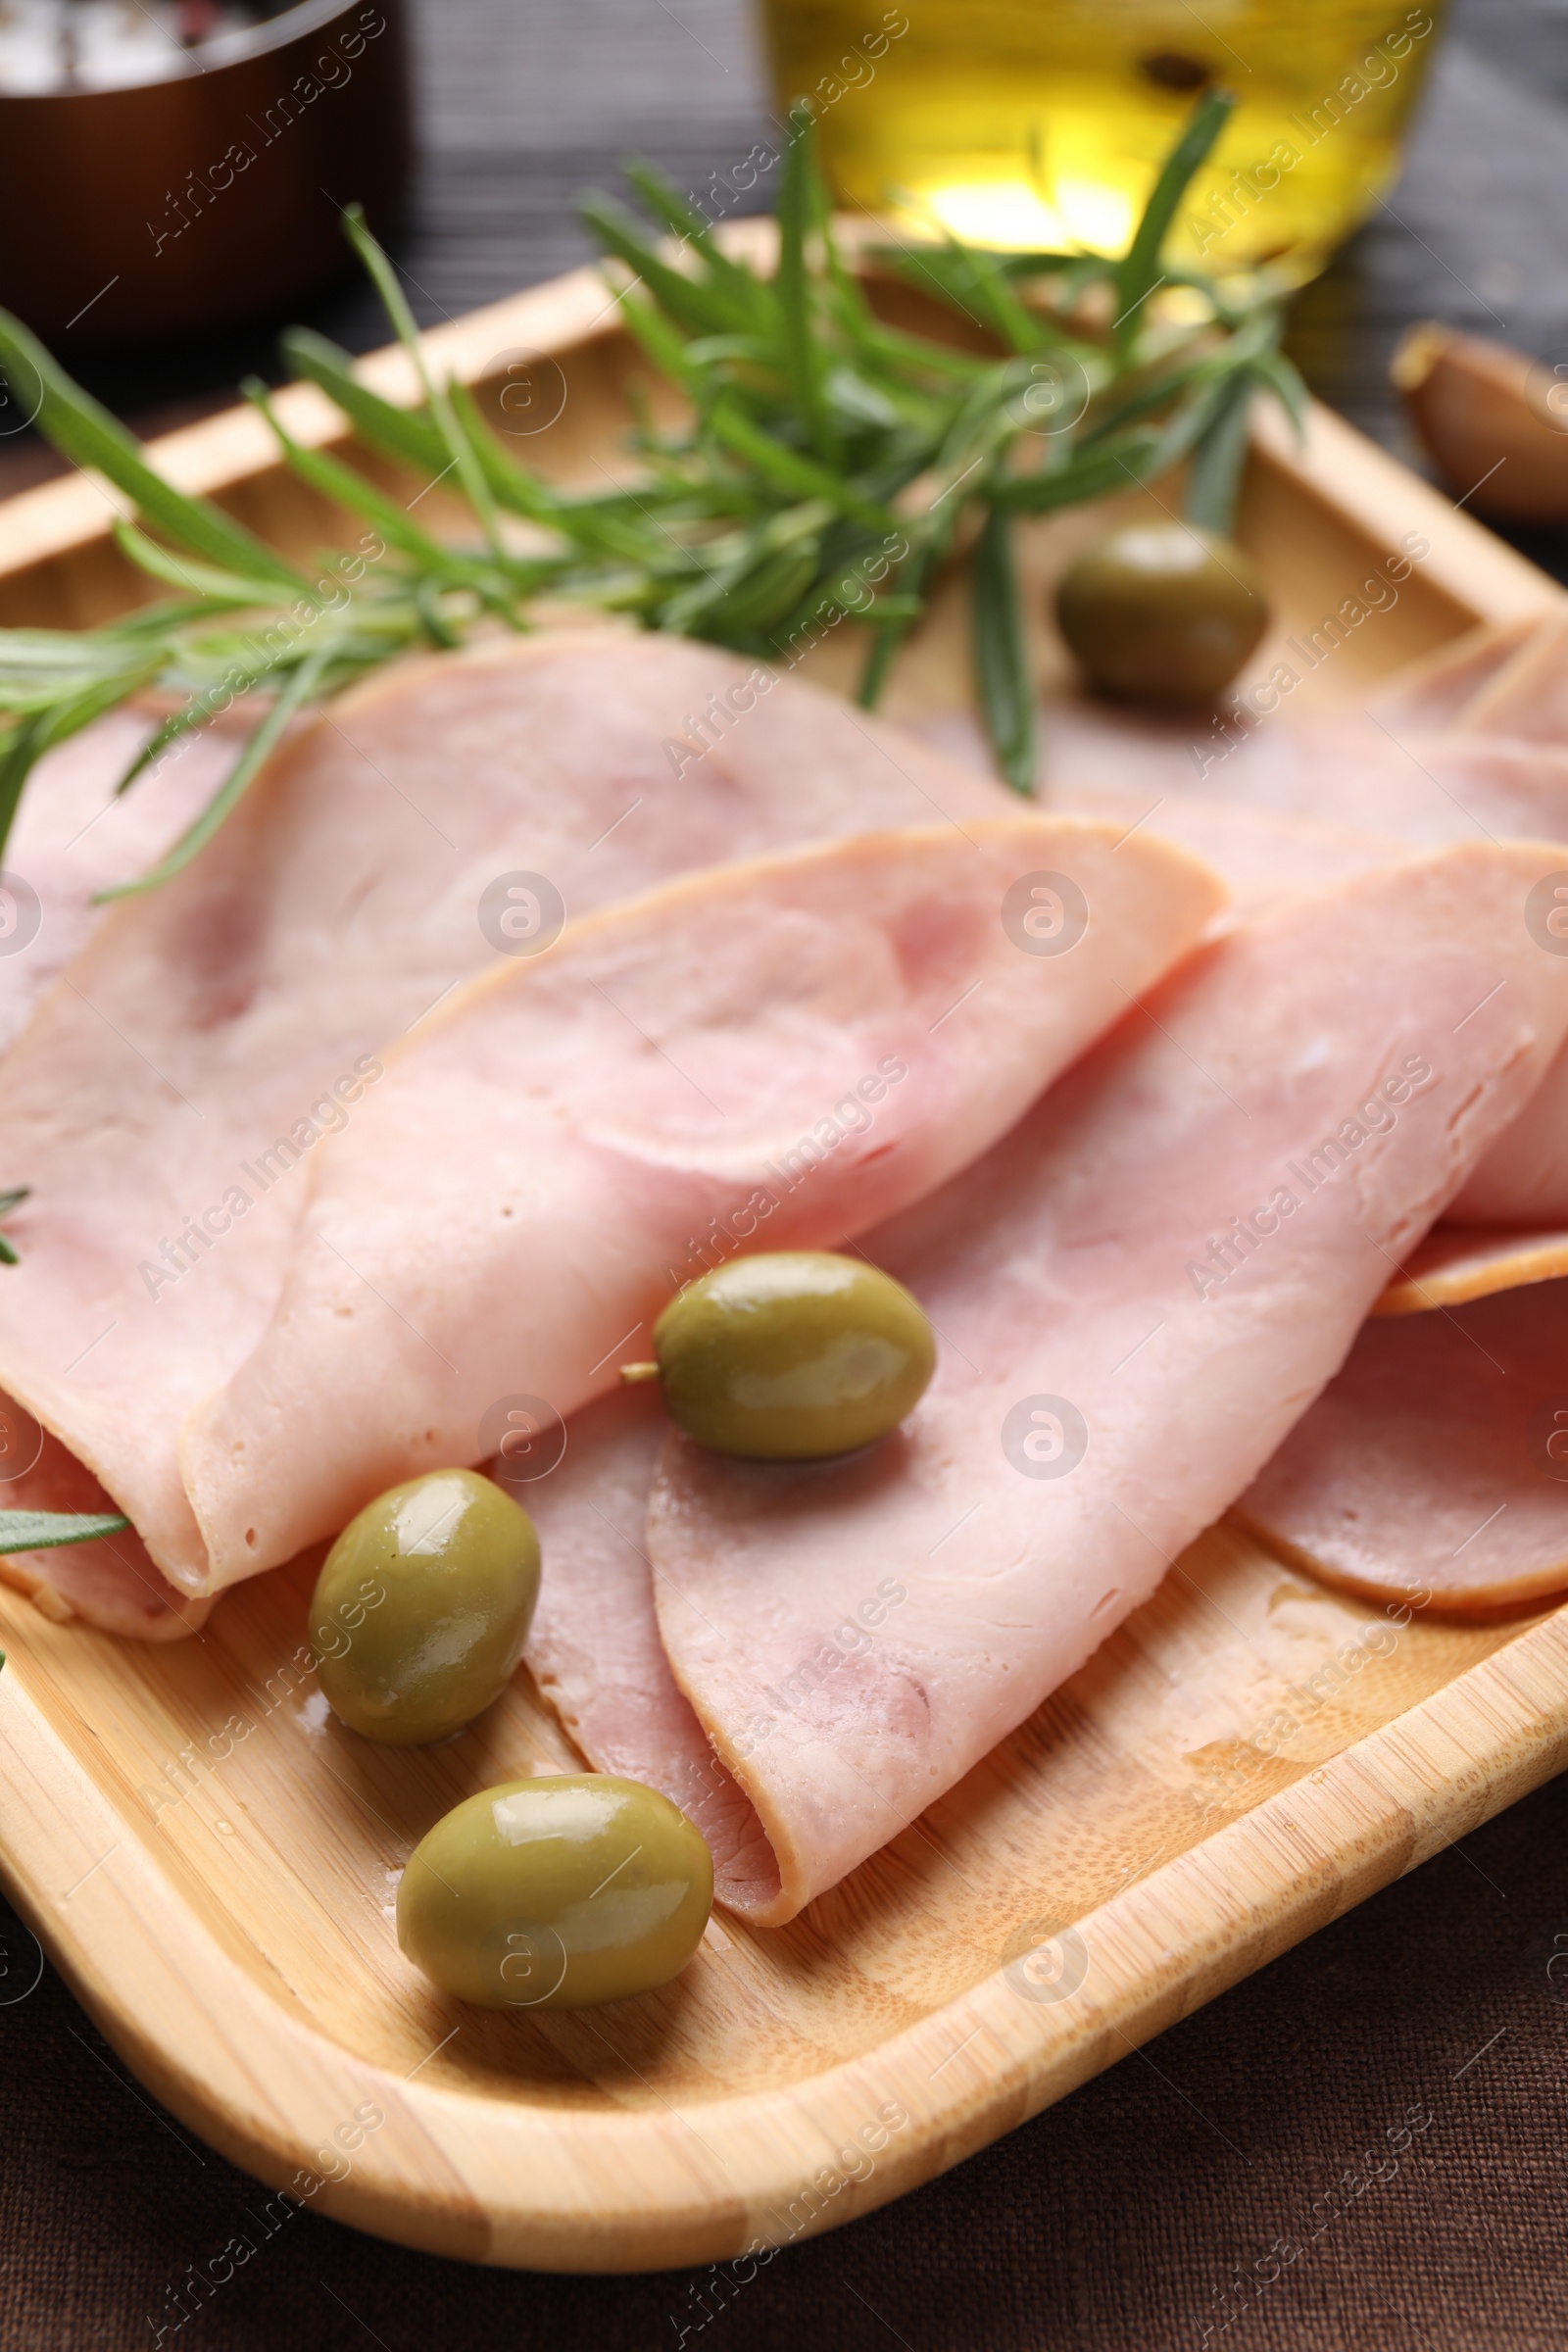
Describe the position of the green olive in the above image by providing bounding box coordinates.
[630,1250,936,1460]
[310,1468,539,1745]
[397,1774,712,2009]
[1054,522,1269,705]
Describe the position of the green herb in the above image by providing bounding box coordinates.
[971,509,1035,793]
[0,91,1303,889]
[0,1186,27,1267]
[0,1508,129,1553]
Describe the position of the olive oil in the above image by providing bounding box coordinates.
[760,0,1444,280]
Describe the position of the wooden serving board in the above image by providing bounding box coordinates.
[1,245,1566,2274]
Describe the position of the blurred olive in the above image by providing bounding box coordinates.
[397,1774,713,2009]
[311,1468,539,1745]
[1055,522,1269,704]
[628,1250,936,1459]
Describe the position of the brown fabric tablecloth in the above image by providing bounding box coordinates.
[4,1765,1568,2348]
[5,0,1568,2340]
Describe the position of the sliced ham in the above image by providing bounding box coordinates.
[924,711,1431,917]
[1079,717,1568,852]
[1455,612,1568,741]
[1036,784,1405,917]
[0,631,1025,1632]
[582,840,1568,1921]
[0,704,248,1055]
[1235,1279,1568,1613]
[915,613,1568,925]
[1363,613,1550,732]
[179,815,1222,1591]
[1037,614,1568,1624]
[0,1396,207,1640]
[1321,614,1568,1230]
[1449,1045,1568,1225]
[1026,612,1568,1239]
[1075,613,1568,1620]
[522,1384,780,1913]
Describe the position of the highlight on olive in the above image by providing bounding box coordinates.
[397,1774,713,2010]
[310,1467,540,1746]
[620,1250,937,1460]
[1054,521,1270,705]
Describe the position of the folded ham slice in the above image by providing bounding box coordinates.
[0,704,248,1056]
[519,840,1568,1921]
[1040,788,1406,918]
[884,618,1568,967]
[522,1384,781,1913]
[1449,1046,1568,1224]
[1456,612,1568,742]
[0,1404,209,1641]
[1060,616,1568,1620]
[0,631,1029,1630]
[1234,1278,1568,1613]
[179,815,1222,1590]
[1363,613,1550,732]
[1066,722,1568,866]
[1030,612,1568,1235]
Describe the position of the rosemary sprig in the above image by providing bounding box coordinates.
[0,88,1304,884]
[971,508,1035,793]
[1114,86,1236,356]
[0,1509,130,1553]
[0,309,306,594]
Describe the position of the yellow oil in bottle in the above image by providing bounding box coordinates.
[760,1,1445,280]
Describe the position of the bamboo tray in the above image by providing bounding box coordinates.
[0,245,1566,2275]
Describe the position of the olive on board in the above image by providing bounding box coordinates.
[622,1250,936,1460]
[310,1468,540,1745]
[1054,521,1269,704]
[397,1774,713,2010]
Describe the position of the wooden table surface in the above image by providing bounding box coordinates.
[4,4,1568,2346]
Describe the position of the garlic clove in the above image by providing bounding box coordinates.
[1392,321,1568,523]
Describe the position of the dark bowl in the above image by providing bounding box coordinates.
[0,0,413,351]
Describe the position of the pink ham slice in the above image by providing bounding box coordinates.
[178,815,1223,1591]
[1068,718,1568,854]
[0,703,250,1056]
[0,700,279,1631]
[1031,611,1568,1240]
[1234,1279,1568,1613]
[1128,615,1568,1614]
[0,631,1025,1631]
[1455,612,1568,741]
[0,1389,207,1639]
[522,1384,781,1914]
[540,839,1568,1923]
[1037,787,1405,918]
[1294,617,1568,1237]
[913,613,1568,925]
[1363,613,1551,732]
[1007,612,1564,841]
[1449,1047,1568,1225]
